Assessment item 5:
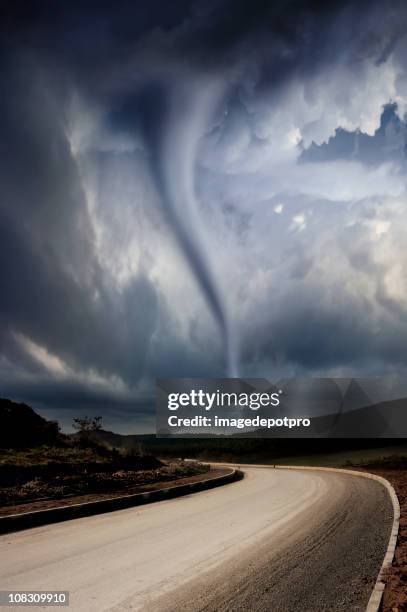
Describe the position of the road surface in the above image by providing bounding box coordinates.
[0,467,393,611]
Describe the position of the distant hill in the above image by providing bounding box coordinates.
[0,398,60,449]
[89,420,407,462]
[2,395,406,459]
[251,395,407,438]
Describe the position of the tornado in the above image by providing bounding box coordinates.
[140,77,238,377]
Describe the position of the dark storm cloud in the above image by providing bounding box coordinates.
[3,0,403,93]
[0,63,158,382]
[235,187,407,375]
[2,0,407,428]
[0,376,155,433]
[239,260,407,375]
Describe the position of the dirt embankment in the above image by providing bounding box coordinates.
[0,464,228,517]
[357,467,407,612]
[0,459,213,516]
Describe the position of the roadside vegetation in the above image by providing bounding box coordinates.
[0,398,209,512]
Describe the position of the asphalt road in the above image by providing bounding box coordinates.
[0,467,393,612]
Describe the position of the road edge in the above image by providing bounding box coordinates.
[211,461,399,612]
[0,468,244,536]
[274,465,400,612]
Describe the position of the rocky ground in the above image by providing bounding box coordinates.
[359,468,407,612]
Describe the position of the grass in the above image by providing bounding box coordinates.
[0,442,210,507]
[0,460,210,507]
[0,445,111,466]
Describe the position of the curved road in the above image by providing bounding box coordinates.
[0,467,393,612]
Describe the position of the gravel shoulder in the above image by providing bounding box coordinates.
[356,468,407,612]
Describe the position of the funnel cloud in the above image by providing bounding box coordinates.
[139,79,238,376]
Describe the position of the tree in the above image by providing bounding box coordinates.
[72,416,103,444]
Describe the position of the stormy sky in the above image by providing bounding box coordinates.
[2,0,407,432]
